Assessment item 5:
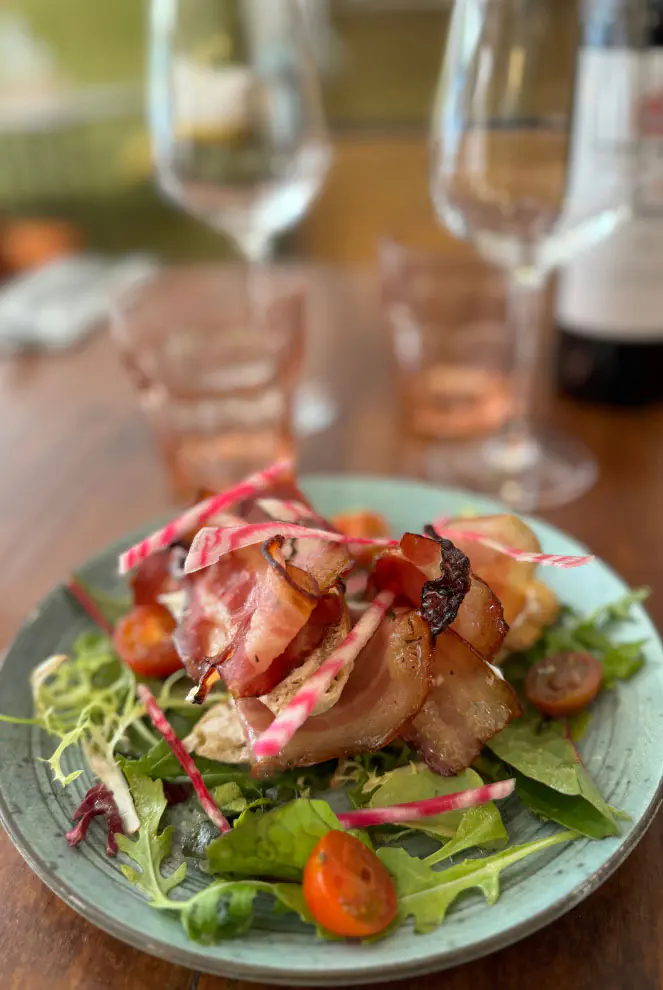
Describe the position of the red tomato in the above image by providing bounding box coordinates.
[303,830,398,938]
[130,549,182,606]
[331,510,390,541]
[331,511,391,567]
[113,604,182,678]
[525,651,603,718]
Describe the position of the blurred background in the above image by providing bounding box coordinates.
[0,0,455,268]
[0,0,659,518]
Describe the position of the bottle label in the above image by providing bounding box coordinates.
[557,49,663,342]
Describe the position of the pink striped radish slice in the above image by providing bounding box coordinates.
[434,523,594,569]
[67,577,114,634]
[252,589,396,758]
[337,778,515,828]
[118,459,293,574]
[255,497,330,528]
[205,511,246,528]
[255,498,313,522]
[137,685,231,833]
[185,523,398,574]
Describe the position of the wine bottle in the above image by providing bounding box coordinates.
[556,1,663,406]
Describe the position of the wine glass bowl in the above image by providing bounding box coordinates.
[150,0,332,262]
[429,0,644,509]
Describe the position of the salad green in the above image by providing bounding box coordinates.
[206,799,342,880]
[117,770,315,943]
[485,718,622,839]
[379,830,576,933]
[3,582,649,945]
[352,763,508,860]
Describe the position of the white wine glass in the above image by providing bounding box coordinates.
[149,0,336,437]
[430,0,645,509]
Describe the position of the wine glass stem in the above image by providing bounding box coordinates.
[241,235,273,318]
[486,266,547,473]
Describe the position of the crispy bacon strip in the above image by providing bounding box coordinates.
[373,532,471,637]
[243,484,353,592]
[237,605,433,775]
[260,593,353,715]
[402,628,521,775]
[223,591,349,699]
[175,538,325,702]
[372,531,506,659]
[118,459,293,574]
[251,590,396,757]
[451,575,508,662]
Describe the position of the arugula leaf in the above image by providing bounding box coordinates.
[567,709,592,742]
[180,881,259,941]
[123,741,336,804]
[488,717,580,794]
[366,764,507,857]
[379,830,575,933]
[123,740,258,786]
[348,828,374,851]
[487,717,620,838]
[116,767,313,942]
[504,589,650,689]
[424,805,508,865]
[180,879,313,943]
[213,782,248,814]
[590,589,650,623]
[116,767,187,906]
[513,774,620,839]
[602,640,648,687]
[207,799,342,881]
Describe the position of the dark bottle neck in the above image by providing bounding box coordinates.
[584,0,661,48]
[647,0,663,45]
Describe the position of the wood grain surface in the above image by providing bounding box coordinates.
[1,266,662,990]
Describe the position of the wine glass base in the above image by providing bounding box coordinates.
[422,429,598,511]
[294,381,338,439]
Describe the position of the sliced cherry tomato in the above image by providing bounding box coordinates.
[331,511,391,567]
[525,651,603,718]
[303,830,398,938]
[130,549,182,606]
[331,510,390,541]
[113,604,182,678]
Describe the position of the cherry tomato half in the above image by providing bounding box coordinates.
[303,830,398,938]
[525,651,603,718]
[113,604,182,678]
[331,510,390,541]
[331,511,391,567]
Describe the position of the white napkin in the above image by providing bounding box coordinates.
[0,254,158,353]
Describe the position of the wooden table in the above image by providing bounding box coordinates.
[1,266,662,990]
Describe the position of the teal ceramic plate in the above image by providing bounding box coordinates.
[1,476,662,986]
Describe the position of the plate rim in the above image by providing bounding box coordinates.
[1,473,661,985]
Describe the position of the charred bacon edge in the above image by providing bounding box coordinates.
[188,536,334,704]
[417,527,472,638]
[260,535,323,602]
